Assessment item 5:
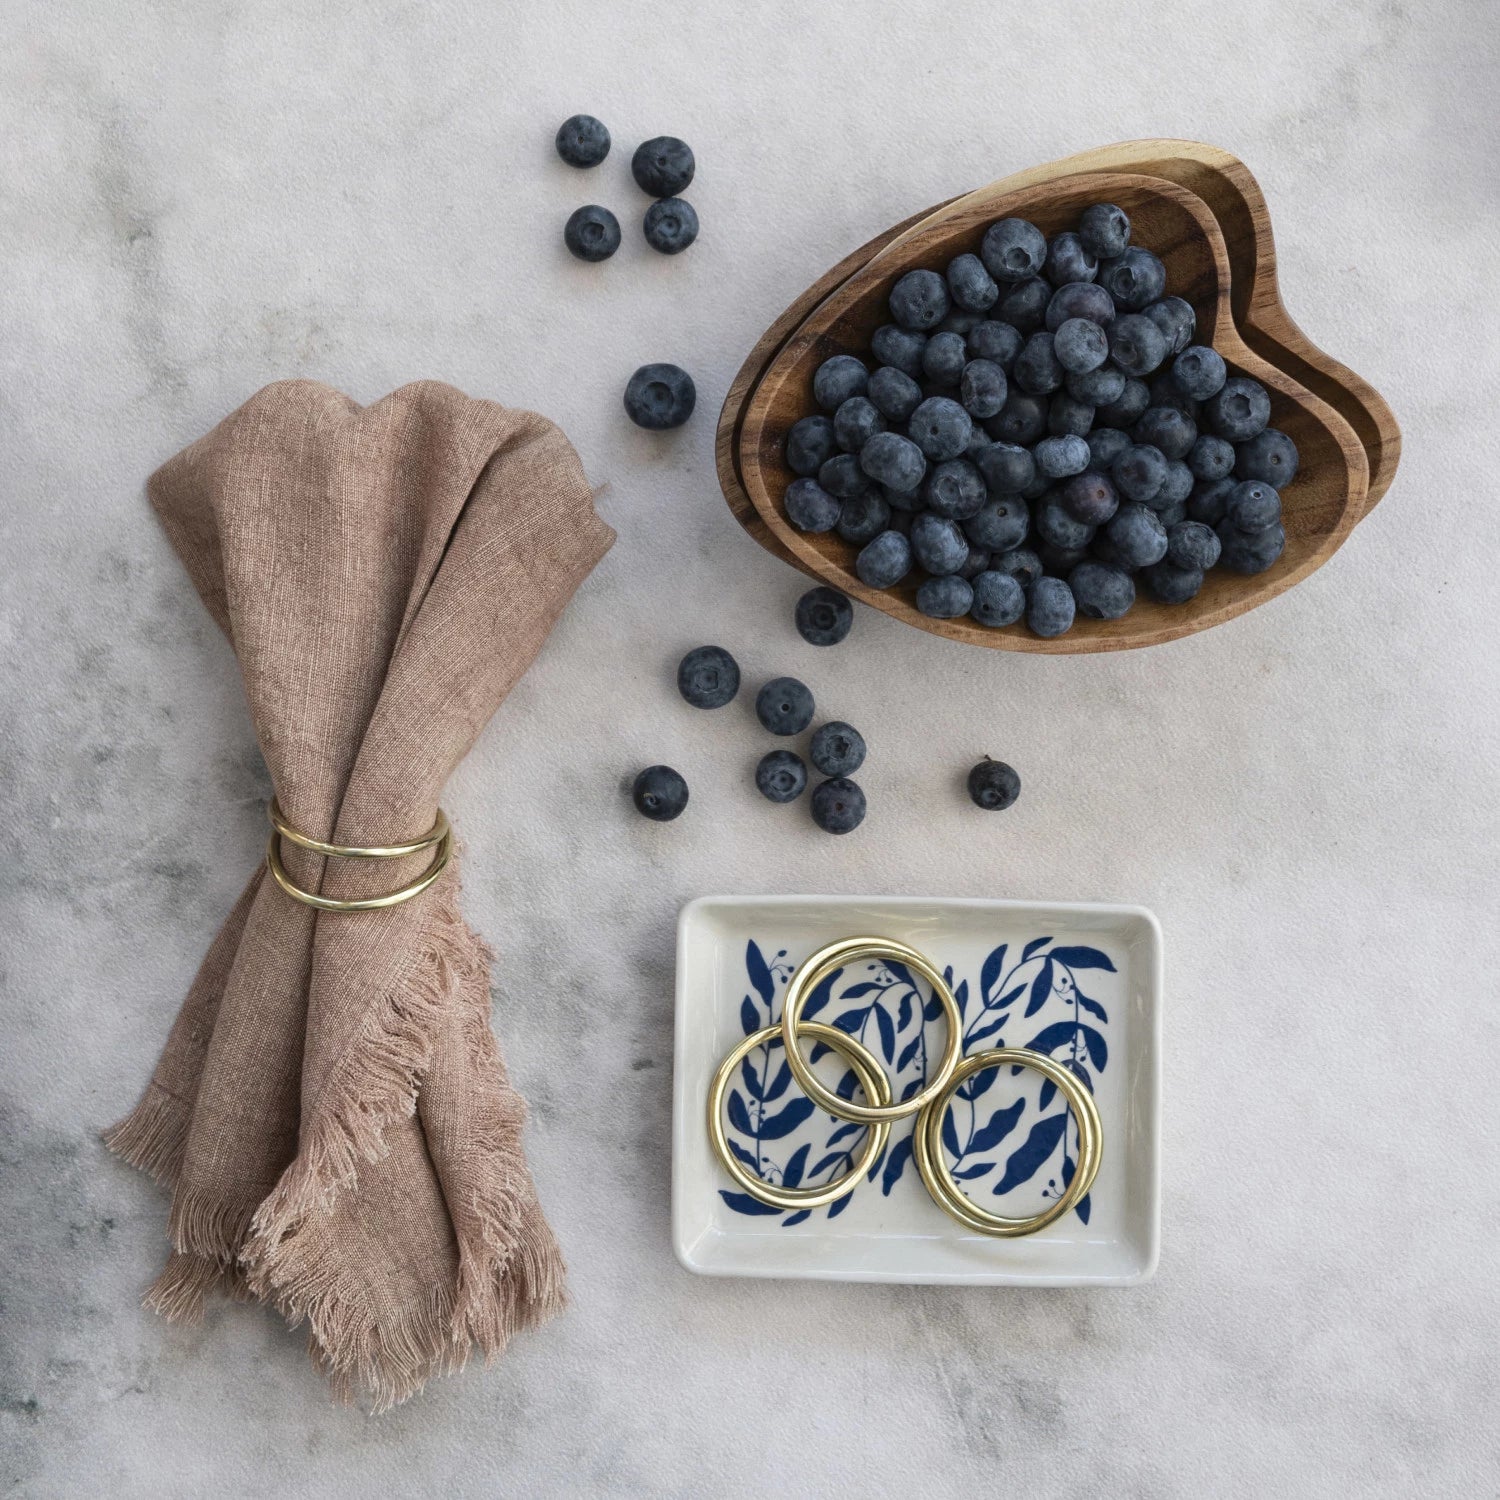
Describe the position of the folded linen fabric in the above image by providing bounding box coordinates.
[106,379,614,1407]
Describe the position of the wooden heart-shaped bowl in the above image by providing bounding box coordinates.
[726,159,1393,653]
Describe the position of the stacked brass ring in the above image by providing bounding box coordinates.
[708,935,1103,1236]
[265,798,453,912]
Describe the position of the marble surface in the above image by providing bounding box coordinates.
[3,1,1498,1494]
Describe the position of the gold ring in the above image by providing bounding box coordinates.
[708,1022,892,1211]
[913,1047,1103,1237]
[264,801,454,912]
[779,937,962,1125]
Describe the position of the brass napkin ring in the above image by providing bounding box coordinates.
[265,798,453,912]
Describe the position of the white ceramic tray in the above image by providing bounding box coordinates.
[672,895,1161,1284]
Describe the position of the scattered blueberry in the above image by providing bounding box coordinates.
[1098,246,1166,311]
[859,431,927,491]
[1014,332,1065,395]
[921,330,968,387]
[910,512,970,576]
[809,721,866,777]
[889,268,951,330]
[1225,480,1282,533]
[996,276,1053,332]
[1034,433,1091,480]
[1187,433,1236,481]
[967,757,1021,810]
[677,645,740,708]
[819,452,871,499]
[855,529,913,588]
[784,476,842,533]
[756,677,815,736]
[1053,317,1110,374]
[946,252,1000,312]
[564,204,621,262]
[1044,231,1098,287]
[1134,405,1197,460]
[916,574,974,619]
[924,459,987,520]
[969,569,1026,627]
[833,396,885,453]
[1059,470,1119,526]
[632,765,688,821]
[643,197,698,255]
[986,391,1048,445]
[871,324,927,376]
[1172,344,1227,401]
[1143,296,1196,355]
[834,489,891,546]
[1166,520,1221,571]
[1235,428,1300,487]
[632,136,694,197]
[968,320,1024,369]
[795,586,854,646]
[964,496,1031,552]
[755,749,807,804]
[786,415,836,476]
[1113,443,1169,503]
[1069,559,1136,619]
[1078,202,1131,260]
[810,777,866,835]
[812,354,868,411]
[1108,313,1168,377]
[1104,503,1169,569]
[1046,281,1116,331]
[555,115,611,168]
[981,218,1048,282]
[1036,498,1095,550]
[908,397,973,461]
[624,363,695,428]
[1208,376,1272,442]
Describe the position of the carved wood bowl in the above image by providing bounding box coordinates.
[717,142,1399,654]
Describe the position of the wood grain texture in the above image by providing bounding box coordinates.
[715,141,1399,652]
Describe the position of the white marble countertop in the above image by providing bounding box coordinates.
[4,2,1497,1494]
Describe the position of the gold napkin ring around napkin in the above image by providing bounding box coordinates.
[914,1047,1103,1237]
[779,937,963,1126]
[265,798,454,912]
[708,1022,892,1211]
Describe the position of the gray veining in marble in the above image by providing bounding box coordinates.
[3,1,1498,1495]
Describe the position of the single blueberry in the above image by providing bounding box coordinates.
[996,276,1052,333]
[859,431,927,491]
[889,268,951,331]
[1014,332,1065,395]
[756,676,815,736]
[1034,434,1091,480]
[1155,459,1195,509]
[916,574,975,619]
[1216,519,1286,574]
[967,757,1022,810]
[974,442,1034,494]
[1134,406,1197,460]
[1096,378,1152,428]
[1208,376,1272,442]
[624,363,695,428]
[969,570,1026,627]
[985,391,1048,445]
[1087,425,1132,471]
[1068,363,1127,406]
[1187,433,1236,481]
[981,218,1048,282]
[1044,231,1098,288]
[1108,314,1169,377]
[855,529,913,589]
[1048,393,1095,438]
[1078,202,1131,260]
[946,252,1000,312]
[810,777,866,835]
[910,512,970,576]
[795,586,854,646]
[1020,469,1053,500]
[835,488,891,546]
[1149,372,1200,422]
[1188,476,1236,527]
[1026,576,1076,637]
[809,721,867,777]
[819,452,872,499]
[1143,296,1196,356]
[1053,317,1110,375]
[785,415,836,476]
[964,496,1031,552]
[632,765,688,821]
[1113,443,1169,503]
[868,366,923,423]
[960,359,1008,419]
[1104,503,1169,569]
[1037,540,1089,575]
[755,749,807,804]
[1225,480,1282,532]
[924,459,987,520]
[632,136,694,197]
[643,197,699,255]
[1046,281,1116,331]
[958,543,992,580]
[1166,520,1221,571]
[1143,559,1204,604]
[907,397,973,461]
[784,477,842,533]
[677,645,740,708]
[990,547,1044,589]
[871,324,927,377]
[921,330,968,387]
[833,395,886,453]
[555,114,611,168]
[1098,246,1166,311]
[1235,428,1299,487]
[812,354,869,411]
[1156,497,1188,529]
[1069,560,1136,620]
[967,320,1024,369]
[1059,470,1119,526]
[564,204,622,262]
[1172,344,1227,401]
[1036,497,1095,550]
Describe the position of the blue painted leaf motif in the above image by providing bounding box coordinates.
[1080,1025,1108,1071]
[759,1097,815,1139]
[720,1190,782,1216]
[827,1120,863,1147]
[827,1190,854,1218]
[993,1112,1067,1195]
[954,979,969,1014]
[967,1012,1007,1045]
[740,996,758,1035]
[1022,935,1053,961]
[782,1143,811,1188]
[1039,1079,1056,1112]
[993,983,1025,1012]
[832,1007,866,1034]
[953,1161,995,1179]
[840,981,884,999]
[741,1056,762,1099]
[782,1209,812,1226]
[809,1041,831,1064]
[899,1076,922,1102]
[886,960,915,990]
[881,1134,914,1195]
[1047,945,1116,972]
[1075,1194,1092,1224]
[980,943,1008,1002]
[728,1139,760,1171]
[803,969,841,1020]
[1023,1020,1079,1057]
[897,990,913,1034]
[958,1065,997,1102]
[875,1005,896,1064]
[762,1059,793,1101]
[1066,1058,1095,1093]
[834,1069,859,1100]
[969,1097,1026,1153]
[1077,993,1109,1023]
[897,1032,923,1071]
[1024,958,1055,1018]
[923,994,943,1022]
[941,1107,962,1159]
[727,1092,754,1135]
[811,1149,850,1177]
[746,941,776,1004]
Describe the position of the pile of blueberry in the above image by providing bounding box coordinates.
[780,202,1298,637]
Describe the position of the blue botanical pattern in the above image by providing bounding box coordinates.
[720,936,1115,1227]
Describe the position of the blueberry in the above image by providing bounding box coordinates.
[960,359,1008,419]
[1037,540,1089,575]
[859,431,927,491]
[1187,433,1236,481]
[1014,332,1065,395]
[1052,317,1109,376]
[1166,520,1221,571]
[856,529,913,588]
[1156,497,1188,529]
[908,397,973,461]
[1069,560,1136,620]
[871,324,927,377]
[785,415,836,476]
[882,488,921,518]
[1078,202,1131,260]
[1046,281,1116,331]
[1155,459,1195,509]
[990,547,1043,588]
[1104,503,1169,569]
[756,676,815,736]
[910,512,970,576]
[924,459,987,519]
[1040,231,1095,288]
[981,218,1048,282]
[1108,314,1169,377]
[1034,434,1091,480]
[1098,246,1166,311]
[1142,559,1204,604]
[632,136,694,197]
[958,543,992,580]
[1134,406,1197,460]
[1068,363,1127,406]
[819,452,872,499]
[1208,376,1272,442]
[1048,393,1095,437]
[1112,443,1169,503]
[1171,344,1226,401]
[921,330,968,387]
[809,721,867,777]
[813,355,868,411]
[1225,480,1282,532]
[1235,428,1299,487]
[1059,470,1119,526]
[642,197,699,255]
[555,114,611,168]
[864,367,920,424]
[784,477,842,533]
[833,395,886,453]
[964,496,1031,552]
[632,765,688,821]
[889,268,951,331]
[985,391,1048,445]
[946,252,1000,312]
[967,757,1021,810]
[624,363,695,428]
[1149,372,1200,422]
[1216,519,1286,575]
[967,320,1024,369]
[1188,477,1236,527]
[677,645,740,708]
[1036,497,1095,550]
[1087,425,1132,471]
[564,204,621,262]
[916,574,975,619]
[810,777,866,835]
[996,276,1052,333]
[1020,470,1053,501]
[1142,296,1196,356]
[835,488,892,546]
[969,569,1026,627]
[1096,378,1151,428]
[1026,576,1076,637]
[755,749,807,803]
[795,585,854,646]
